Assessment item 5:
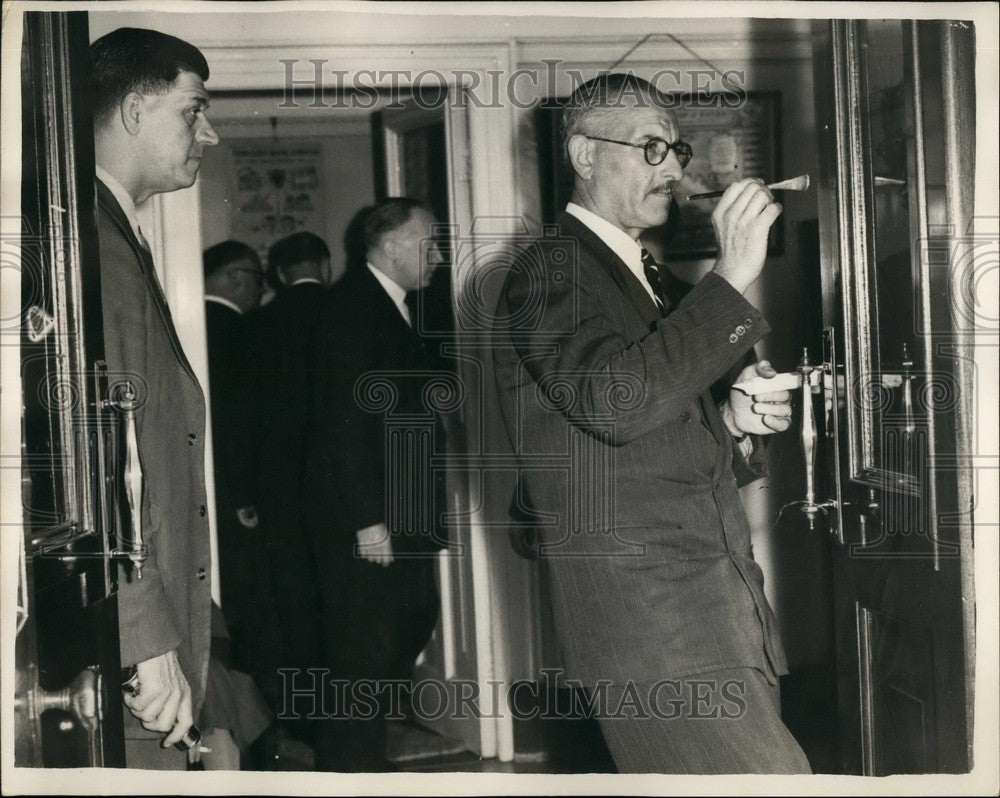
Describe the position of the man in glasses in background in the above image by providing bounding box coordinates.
[493,73,808,773]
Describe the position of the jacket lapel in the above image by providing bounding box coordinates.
[96,180,199,382]
[557,212,663,327]
[362,266,429,351]
[559,212,732,451]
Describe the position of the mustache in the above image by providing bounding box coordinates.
[650,180,678,194]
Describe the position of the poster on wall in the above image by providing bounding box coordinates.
[229,140,325,263]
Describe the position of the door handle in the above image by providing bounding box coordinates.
[103,381,148,578]
[797,347,837,531]
[14,664,101,735]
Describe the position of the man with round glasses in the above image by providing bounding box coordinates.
[493,73,806,773]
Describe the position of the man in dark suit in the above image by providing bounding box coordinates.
[493,74,810,774]
[301,199,448,771]
[245,231,330,735]
[202,241,279,707]
[91,27,219,767]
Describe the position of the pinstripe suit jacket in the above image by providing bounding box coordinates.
[97,180,212,717]
[492,211,787,686]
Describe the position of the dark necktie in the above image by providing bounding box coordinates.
[136,224,153,253]
[640,247,667,314]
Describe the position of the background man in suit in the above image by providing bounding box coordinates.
[246,231,331,745]
[493,73,810,774]
[91,27,219,767]
[202,241,278,706]
[301,198,447,771]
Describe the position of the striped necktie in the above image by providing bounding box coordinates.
[640,247,667,314]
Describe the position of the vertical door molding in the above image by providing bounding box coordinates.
[138,186,220,604]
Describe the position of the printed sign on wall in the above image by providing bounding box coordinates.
[230,140,325,262]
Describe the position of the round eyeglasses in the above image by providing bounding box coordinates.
[586,135,694,168]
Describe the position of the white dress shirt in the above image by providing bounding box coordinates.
[96,165,146,245]
[565,202,659,306]
[205,295,243,315]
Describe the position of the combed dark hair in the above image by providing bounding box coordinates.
[91,27,210,123]
[203,240,259,279]
[267,231,330,275]
[363,197,428,253]
[561,73,667,156]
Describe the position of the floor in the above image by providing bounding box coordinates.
[270,718,612,774]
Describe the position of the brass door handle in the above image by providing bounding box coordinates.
[15,664,101,735]
[797,348,837,530]
[103,381,148,578]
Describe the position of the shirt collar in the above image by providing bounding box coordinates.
[96,165,144,243]
[565,202,658,305]
[367,263,410,324]
[205,295,243,315]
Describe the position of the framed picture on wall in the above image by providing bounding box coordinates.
[535,91,783,261]
[667,91,783,260]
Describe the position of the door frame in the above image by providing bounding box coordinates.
[155,42,523,762]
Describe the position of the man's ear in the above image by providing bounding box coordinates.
[566,134,595,180]
[382,236,398,263]
[120,92,144,136]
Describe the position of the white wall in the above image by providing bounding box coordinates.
[198,119,376,281]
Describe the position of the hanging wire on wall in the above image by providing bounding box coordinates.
[607,31,727,77]
[607,33,654,70]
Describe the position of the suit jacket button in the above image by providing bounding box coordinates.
[736,325,746,335]
[197,568,206,581]
[681,412,692,423]
[729,333,739,343]
[198,505,206,517]
[188,433,197,445]
[744,317,753,327]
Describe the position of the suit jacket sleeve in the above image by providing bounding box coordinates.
[713,346,770,487]
[206,308,256,513]
[308,299,388,535]
[99,214,183,666]
[670,273,769,487]
[505,260,769,445]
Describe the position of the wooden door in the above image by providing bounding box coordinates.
[15,11,126,768]
[812,19,976,774]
